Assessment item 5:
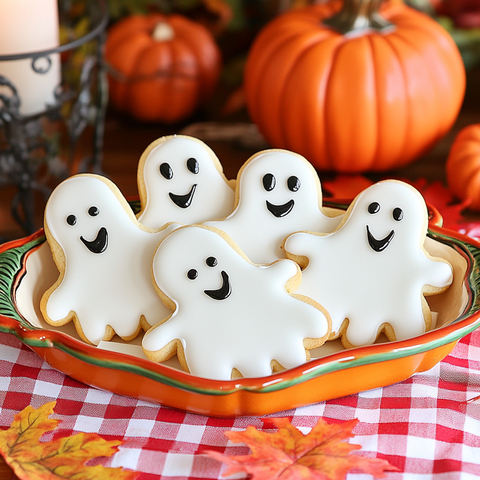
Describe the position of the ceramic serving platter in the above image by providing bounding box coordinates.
[0,199,479,417]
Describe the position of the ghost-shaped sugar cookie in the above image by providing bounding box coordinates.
[284,180,454,349]
[41,174,177,346]
[142,225,331,380]
[204,149,343,265]
[136,135,235,228]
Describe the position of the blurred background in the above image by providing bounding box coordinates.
[1,0,480,241]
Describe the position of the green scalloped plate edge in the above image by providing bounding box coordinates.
[0,231,45,325]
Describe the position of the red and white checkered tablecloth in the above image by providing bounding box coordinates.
[1,325,480,479]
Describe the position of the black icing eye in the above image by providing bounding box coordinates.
[187,157,199,174]
[187,269,198,280]
[393,207,404,221]
[88,206,99,217]
[66,214,76,226]
[368,202,380,214]
[160,162,173,180]
[206,256,218,267]
[287,176,300,192]
[263,173,276,192]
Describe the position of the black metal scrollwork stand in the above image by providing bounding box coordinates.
[0,0,108,236]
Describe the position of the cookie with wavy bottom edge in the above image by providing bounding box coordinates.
[136,135,235,229]
[284,180,454,349]
[142,224,331,381]
[204,149,343,265]
[41,174,177,346]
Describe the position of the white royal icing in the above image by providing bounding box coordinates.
[142,225,330,380]
[205,150,343,264]
[43,174,177,345]
[284,180,454,347]
[137,135,235,228]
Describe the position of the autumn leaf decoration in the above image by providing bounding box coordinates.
[0,402,138,480]
[205,417,399,480]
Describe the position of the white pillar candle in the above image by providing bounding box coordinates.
[0,0,61,116]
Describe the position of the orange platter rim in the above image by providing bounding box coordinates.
[0,198,479,416]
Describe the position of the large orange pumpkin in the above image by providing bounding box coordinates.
[105,13,221,123]
[244,0,466,172]
[446,123,480,211]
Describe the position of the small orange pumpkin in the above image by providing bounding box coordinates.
[105,13,221,123]
[244,0,465,172]
[446,123,480,211]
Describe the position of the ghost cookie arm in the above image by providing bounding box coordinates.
[283,232,323,269]
[319,209,344,232]
[381,254,449,342]
[422,255,453,294]
[274,294,332,371]
[264,258,302,291]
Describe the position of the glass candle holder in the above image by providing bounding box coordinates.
[0,0,109,235]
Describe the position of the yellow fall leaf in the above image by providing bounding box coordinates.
[0,402,138,480]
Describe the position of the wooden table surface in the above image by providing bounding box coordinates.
[1,65,480,241]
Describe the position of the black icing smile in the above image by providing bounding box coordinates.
[204,271,232,301]
[80,227,108,254]
[266,199,294,218]
[366,225,395,253]
[169,184,197,209]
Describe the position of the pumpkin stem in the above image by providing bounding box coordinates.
[322,0,393,35]
[152,22,175,42]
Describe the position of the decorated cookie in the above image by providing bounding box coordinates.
[137,135,235,228]
[142,225,331,380]
[284,180,453,348]
[41,174,177,346]
[205,149,342,264]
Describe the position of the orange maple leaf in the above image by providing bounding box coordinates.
[323,175,374,200]
[0,402,138,480]
[205,417,399,480]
